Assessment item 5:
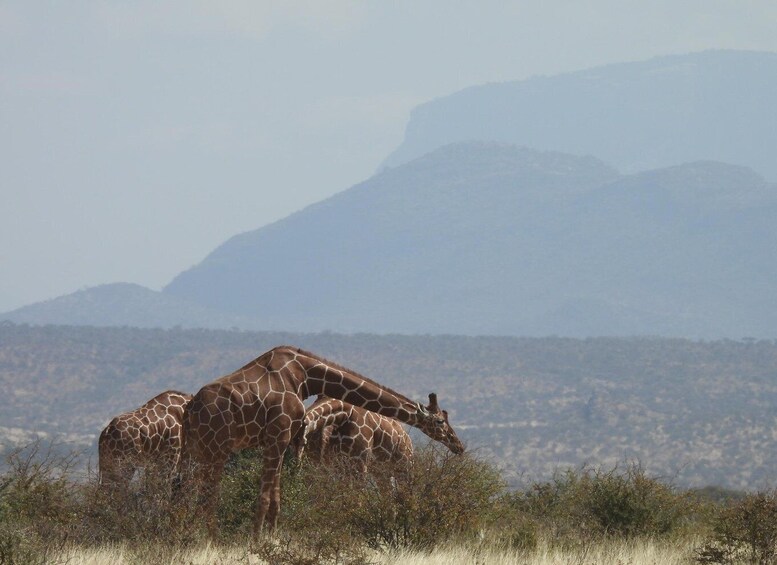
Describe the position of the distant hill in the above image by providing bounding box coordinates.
[382,51,777,180]
[7,51,777,339]
[162,142,777,338]
[0,283,255,330]
[3,323,777,489]
[531,160,777,337]
[6,142,777,338]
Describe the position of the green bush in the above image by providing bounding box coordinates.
[0,439,715,562]
[0,440,78,564]
[695,490,777,565]
[343,444,505,550]
[217,447,264,536]
[584,464,688,536]
[218,447,312,537]
[77,459,203,547]
[218,443,505,552]
[219,447,373,562]
[510,463,694,542]
[0,440,208,553]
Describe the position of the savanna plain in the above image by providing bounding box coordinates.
[3,326,777,564]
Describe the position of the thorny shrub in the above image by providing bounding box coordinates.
[695,490,777,565]
[509,462,695,543]
[0,439,758,565]
[220,443,504,553]
[0,440,78,564]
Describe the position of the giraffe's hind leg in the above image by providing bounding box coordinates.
[267,460,283,532]
[191,460,225,538]
[101,457,135,491]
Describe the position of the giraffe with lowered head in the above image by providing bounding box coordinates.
[178,345,464,536]
[98,390,192,487]
[292,396,414,474]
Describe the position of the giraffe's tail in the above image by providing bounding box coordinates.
[96,422,117,487]
[173,406,194,493]
[97,427,108,486]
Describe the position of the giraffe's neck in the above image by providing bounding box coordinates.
[294,352,426,428]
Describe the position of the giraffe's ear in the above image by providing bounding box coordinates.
[428,393,439,411]
[416,402,430,416]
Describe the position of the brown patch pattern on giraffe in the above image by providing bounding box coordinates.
[179,345,464,536]
[98,390,192,487]
[293,397,414,473]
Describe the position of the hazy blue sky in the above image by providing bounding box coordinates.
[3,1,777,312]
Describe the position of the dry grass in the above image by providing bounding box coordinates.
[56,537,696,565]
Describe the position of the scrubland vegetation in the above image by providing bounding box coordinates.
[6,324,777,490]
[2,440,777,564]
[4,325,777,563]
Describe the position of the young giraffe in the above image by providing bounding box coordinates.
[179,345,464,536]
[293,397,413,474]
[98,390,192,487]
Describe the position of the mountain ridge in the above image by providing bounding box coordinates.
[0,283,257,330]
[5,144,776,338]
[162,142,777,338]
[162,142,624,333]
[381,50,777,180]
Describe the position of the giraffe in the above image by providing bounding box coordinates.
[98,390,192,488]
[178,345,464,536]
[292,397,413,474]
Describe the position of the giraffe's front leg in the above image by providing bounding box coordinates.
[254,450,283,537]
[258,421,299,535]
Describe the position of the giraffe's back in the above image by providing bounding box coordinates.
[364,408,413,463]
[183,361,305,460]
[134,391,192,453]
[305,399,413,466]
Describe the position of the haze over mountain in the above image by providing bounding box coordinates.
[1,283,253,330]
[5,140,776,338]
[157,142,777,338]
[6,50,777,338]
[382,51,777,180]
[161,143,610,334]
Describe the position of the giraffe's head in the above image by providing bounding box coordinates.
[417,393,464,454]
